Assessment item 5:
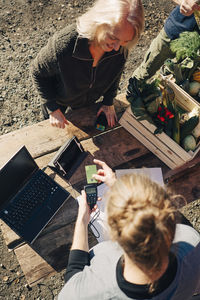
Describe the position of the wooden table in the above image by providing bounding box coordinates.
[1,94,200,286]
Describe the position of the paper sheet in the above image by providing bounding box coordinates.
[115,167,164,186]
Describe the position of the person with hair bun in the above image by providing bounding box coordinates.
[31,0,144,129]
[58,159,200,300]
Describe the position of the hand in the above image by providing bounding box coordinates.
[92,159,116,187]
[49,109,69,128]
[97,105,117,128]
[77,190,99,225]
[179,0,200,16]
[77,190,91,225]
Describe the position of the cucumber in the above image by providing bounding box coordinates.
[173,111,180,144]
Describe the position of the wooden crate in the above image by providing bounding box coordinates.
[119,78,200,169]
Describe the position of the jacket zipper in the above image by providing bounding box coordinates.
[89,67,97,88]
[89,52,122,89]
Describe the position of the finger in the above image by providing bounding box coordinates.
[57,122,62,129]
[114,111,118,121]
[97,197,102,201]
[49,117,55,126]
[193,3,200,11]
[96,107,103,117]
[180,5,192,15]
[54,123,60,128]
[103,112,110,127]
[81,190,87,202]
[94,159,110,172]
[60,122,65,129]
[93,173,103,184]
[91,204,98,212]
[93,174,105,182]
[93,159,106,169]
[97,169,105,176]
[110,115,115,128]
[81,190,86,197]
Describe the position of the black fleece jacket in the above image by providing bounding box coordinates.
[31,24,128,113]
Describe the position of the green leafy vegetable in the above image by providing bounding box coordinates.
[170,31,200,62]
[126,78,161,123]
[180,116,199,140]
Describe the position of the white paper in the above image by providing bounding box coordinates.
[115,167,164,186]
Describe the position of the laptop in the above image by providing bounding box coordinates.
[0,146,70,245]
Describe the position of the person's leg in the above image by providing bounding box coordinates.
[132,28,174,82]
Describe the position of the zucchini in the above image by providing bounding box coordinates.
[172,111,180,144]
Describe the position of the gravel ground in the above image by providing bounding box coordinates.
[0,1,200,299]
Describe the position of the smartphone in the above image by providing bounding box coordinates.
[95,113,108,131]
[84,184,97,210]
[85,165,97,184]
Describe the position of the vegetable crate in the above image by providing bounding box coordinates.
[119,77,200,169]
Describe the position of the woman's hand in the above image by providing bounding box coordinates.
[92,159,116,187]
[97,105,117,128]
[78,190,99,223]
[49,109,69,128]
[77,190,91,225]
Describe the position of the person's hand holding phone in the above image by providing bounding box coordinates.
[77,190,91,225]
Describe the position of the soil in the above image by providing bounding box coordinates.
[0,1,200,299]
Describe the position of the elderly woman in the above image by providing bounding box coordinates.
[58,159,200,299]
[31,0,144,129]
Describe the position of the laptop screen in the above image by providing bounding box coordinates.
[0,146,38,209]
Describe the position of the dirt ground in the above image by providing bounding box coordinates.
[0,0,200,299]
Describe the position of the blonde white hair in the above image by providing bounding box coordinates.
[76,0,144,49]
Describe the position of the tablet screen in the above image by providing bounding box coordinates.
[58,138,83,173]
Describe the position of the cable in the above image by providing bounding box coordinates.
[88,209,100,239]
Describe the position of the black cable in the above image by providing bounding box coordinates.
[88,209,100,239]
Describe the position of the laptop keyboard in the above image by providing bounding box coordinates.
[1,171,59,232]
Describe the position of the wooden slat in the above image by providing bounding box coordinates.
[166,78,200,111]
[164,151,200,183]
[120,109,186,168]
[14,244,56,285]
[0,220,21,249]
[120,117,177,169]
[165,157,200,204]
[125,106,191,161]
[0,94,128,167]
